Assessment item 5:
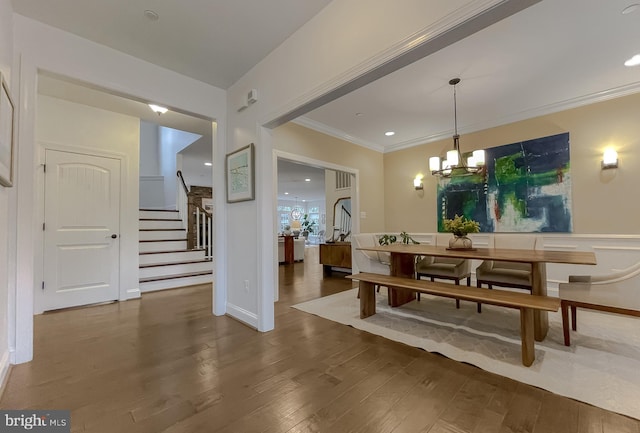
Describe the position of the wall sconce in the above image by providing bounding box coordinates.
[413,175,424,190]
[602,148,618,169]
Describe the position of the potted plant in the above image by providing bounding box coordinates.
[300,214,316,238]
[443,214,480,249]
[378,231,420,245]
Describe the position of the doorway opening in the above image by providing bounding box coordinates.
[274,150,358,304]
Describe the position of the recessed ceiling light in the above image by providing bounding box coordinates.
[624,54,640,67]
[622,4,639,14]
[302,199,306,202]
[284,192,289,195]
[385,131,395,136]
[355,112,364,117]
[204,162,212,166]
[305,178,311,182]
[144,9,159,21]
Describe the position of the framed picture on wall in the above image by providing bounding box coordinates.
[0,72,15,187]
[225,143,255,203]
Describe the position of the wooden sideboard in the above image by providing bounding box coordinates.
[319,242,352,276]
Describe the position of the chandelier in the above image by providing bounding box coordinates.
[429,78,485,176]
[290,197,303,220]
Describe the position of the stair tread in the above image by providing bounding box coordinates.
[140,270,212,283]
[140,228,185,231]
[139,209,178,212]
[139,218,182,222]
[140,239,188,243]
[140,259,212,269]
[140,249,205,255]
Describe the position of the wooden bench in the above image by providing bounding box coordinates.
[559,278,640,346]
[347,272,560,367]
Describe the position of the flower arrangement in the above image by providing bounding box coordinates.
[443,214,480,237]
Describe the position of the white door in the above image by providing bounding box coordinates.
[43,149,121,311]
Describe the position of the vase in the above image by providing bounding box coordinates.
[448,235,473,250]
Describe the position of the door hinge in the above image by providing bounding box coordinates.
[43,164,46,173]
[42,281,45,290]
[43,222,45,231]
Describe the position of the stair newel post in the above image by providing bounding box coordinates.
[196,206,201,250]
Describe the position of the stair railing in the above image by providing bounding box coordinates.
[176,170,213,259]
[176,170,189,230]
[195,206,213,259]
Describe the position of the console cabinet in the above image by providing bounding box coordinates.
[319,242,352,276]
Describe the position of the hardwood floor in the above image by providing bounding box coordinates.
[1,245,638,432]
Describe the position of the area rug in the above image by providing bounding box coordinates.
[293,288,640,420]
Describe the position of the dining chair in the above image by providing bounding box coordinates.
[415,233,474,310]
[475,234,541,288]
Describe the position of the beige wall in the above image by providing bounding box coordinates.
[273,122,385,233]
[384,92,640,234]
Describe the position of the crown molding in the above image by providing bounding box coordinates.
[291,117,384,153]
[384,82,640,153]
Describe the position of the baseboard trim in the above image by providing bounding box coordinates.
[226,303,258,329]
[0,350,12,400]
[126,288,141,299]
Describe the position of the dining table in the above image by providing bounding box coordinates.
[356,243,597,341]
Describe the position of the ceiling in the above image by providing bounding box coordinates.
[300,0,640,152]
[12,0,332,89]
[24,0,640,198]
[277,160,326,202]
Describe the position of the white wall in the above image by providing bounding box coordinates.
[139,121,160,176]
[11,14,227,364]
[0,0,13,390]
[139,121,163,209]
[179,136,214,189]
[158,126,200,209]
[35,95,140,313]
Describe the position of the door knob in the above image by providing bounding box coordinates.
[111,234,118,239]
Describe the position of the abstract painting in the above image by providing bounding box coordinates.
[437,132,572,233]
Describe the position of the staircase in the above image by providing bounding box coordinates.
[139,209,212,292]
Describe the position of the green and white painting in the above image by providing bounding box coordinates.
[437,132,572,233]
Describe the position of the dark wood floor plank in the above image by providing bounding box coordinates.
[0,246,638,433]
[532,393,580,433]
[499,384,545,433]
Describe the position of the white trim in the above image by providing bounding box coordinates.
[226,302,259,329]
[211,121,227,317]
[257,126,275,331]
[291,117,383,153]
[127,288,141,299]
[13,56,38,364]
[0,350,10,398]
[274,150,361,176]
